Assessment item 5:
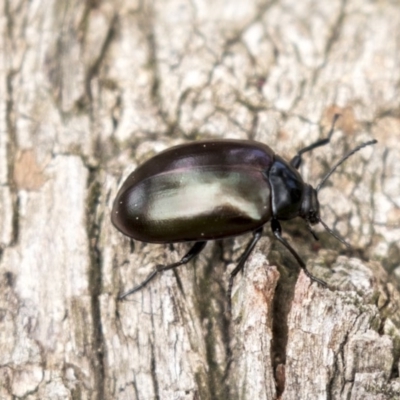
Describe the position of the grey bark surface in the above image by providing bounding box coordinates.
[1,0,400,399]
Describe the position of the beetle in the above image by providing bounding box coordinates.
[112,115,377,310]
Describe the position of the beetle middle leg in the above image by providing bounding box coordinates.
[227,227,263,316]
[290,114,340,169]
[270,219,328,287]
[118,241,207,300]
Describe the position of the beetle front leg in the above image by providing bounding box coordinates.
[290,114,340,169]
[118,241,207,300]
[270,219,328,287]
[227,227,263,316]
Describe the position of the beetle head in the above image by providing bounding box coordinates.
[300,183,351,246]
[300,184,320,225]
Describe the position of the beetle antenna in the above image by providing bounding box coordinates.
[306,222,319,241]
[319,218,351,248]
[316,140,377,192]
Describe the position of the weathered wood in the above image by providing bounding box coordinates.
[1,0,400,399]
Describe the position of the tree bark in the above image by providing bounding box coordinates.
[1,0,400,399]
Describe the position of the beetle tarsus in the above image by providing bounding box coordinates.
[118,241,207,300]
[118,270,158,299]
[227,227,263,316]
[271,219,328,288]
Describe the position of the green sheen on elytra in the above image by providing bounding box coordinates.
[122,168,272,242]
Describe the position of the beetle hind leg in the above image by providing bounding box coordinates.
[270,219,328,287]
[118,241,207,300]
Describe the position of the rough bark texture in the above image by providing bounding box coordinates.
[1,0,400,399]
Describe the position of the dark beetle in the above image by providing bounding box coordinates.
[112,116,377,308]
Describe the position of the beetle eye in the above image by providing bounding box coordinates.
[308,211,319,225]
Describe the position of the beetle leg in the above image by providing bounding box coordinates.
[227,227,263,316]
[270,219,328,287]
[290,114,340,169]
[118,241,207,300]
